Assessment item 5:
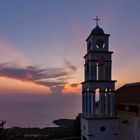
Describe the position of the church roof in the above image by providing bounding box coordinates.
[115,82,140,104]
[91,25,104,34]
[86,25,110,41]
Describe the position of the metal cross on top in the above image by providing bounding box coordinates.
[94,16,100,26]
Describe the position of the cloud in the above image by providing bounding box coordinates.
[62,83,81,94]
[63,60,77,71]
[0,59,80,94]
[0,63,69,88]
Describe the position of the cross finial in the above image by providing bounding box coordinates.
[94,16,100,26]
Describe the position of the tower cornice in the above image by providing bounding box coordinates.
[86,33,110,41]
[84,50,113,58]
[84,60,112,66]
[81,80,117,84]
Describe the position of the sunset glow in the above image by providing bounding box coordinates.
[62,83,81,94]
[0,77,51,94]
[0,0,140,128]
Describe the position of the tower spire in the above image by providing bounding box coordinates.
[94,16,100,26]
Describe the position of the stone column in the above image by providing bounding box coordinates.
[85,93,88,116]
[88,93,91,116]
[84,65,87,81]
[89,62,97,80]
[110,91,115,116]
[99,91,105,116]
[82,92,85,114]
[105,92,110,116]
[91,92,96,116]
[91,93,95,116]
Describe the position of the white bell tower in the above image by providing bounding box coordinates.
[81,17,119,140]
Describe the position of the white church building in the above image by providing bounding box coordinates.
[80,17,140,140]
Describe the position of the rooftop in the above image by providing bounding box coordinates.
[91,25,105,35]
[116,82,140,104]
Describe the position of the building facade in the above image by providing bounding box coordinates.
[116,83,140,140]
[81,18,119,140]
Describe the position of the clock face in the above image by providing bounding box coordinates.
[96,39,105,48]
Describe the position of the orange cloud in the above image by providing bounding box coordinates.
[0,77,51,95]
[62,83,81,94]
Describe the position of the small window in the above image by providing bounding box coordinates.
[100,126,106,132]
[83,136,87,140]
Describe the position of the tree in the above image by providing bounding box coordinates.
[0,120,23,140]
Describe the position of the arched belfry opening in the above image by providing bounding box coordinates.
[95,88,100,115]
[95,88,100,102]
[81,17,119,140]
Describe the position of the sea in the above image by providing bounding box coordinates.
[0,93,81,128]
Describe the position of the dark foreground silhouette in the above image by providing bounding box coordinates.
[0,114,80,140]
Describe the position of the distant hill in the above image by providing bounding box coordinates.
[53,119,74,128]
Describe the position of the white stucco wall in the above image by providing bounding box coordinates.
[118,112,140,140]
[81,117,119,140]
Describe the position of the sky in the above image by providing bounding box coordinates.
[0,0,140,127]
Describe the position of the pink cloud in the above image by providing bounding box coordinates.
[0,40,28,66]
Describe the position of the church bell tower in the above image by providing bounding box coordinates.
[81,17,119,140]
